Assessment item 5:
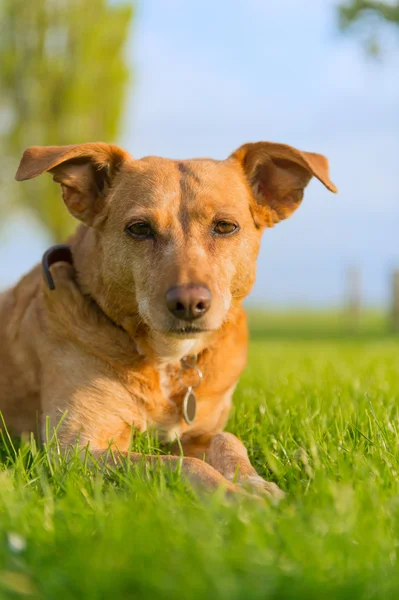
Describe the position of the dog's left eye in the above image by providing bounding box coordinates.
[126,222,153,239]
[214,221,239,235]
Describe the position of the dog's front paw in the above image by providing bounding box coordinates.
[241,475,285,501]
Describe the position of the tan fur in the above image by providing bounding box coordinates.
[1,141,336,498]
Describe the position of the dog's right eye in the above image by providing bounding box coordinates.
[126,222,153,239]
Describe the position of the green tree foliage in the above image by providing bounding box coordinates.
[338,1,399,54]
[0,0,133,241]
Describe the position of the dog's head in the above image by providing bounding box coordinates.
[16,142,336,339]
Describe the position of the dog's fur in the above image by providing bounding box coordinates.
[0,141,336,497]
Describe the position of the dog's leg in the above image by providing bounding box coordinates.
[90,449,249,497]
[40,393,245,497]
[183,433,284,500]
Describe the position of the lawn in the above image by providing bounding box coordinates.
[1,311,399,599]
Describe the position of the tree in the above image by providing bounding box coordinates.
[0,0,133,241]
[338,1,399,54]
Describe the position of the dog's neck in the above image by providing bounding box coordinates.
[66,225,224,364]
[135,330,206,364]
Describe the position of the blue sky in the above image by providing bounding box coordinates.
[2,0,398,307]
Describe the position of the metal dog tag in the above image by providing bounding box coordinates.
[183,386,197,425]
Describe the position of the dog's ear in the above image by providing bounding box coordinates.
[230,142,337,227]
[15,143,127,225]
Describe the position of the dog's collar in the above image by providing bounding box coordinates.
[42,244,74,291]
[41,244,201,425]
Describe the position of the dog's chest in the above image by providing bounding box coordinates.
[127,361,229,444]
[117,322,247,443]
[147,363,200,442]
[156,366,185,441]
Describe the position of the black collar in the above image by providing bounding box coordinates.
[42,244,74,290]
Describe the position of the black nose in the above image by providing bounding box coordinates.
[165,284,212,321]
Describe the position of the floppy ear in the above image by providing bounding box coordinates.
[15,143,127,225]
[230,142,337,227]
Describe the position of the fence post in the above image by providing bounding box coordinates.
[345,266,361,330]
[391,270,399,331]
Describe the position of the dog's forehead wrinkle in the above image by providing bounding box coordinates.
[177,161,201,183]
[136,156,234,186]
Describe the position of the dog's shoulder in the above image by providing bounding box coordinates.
[41,261,140,368]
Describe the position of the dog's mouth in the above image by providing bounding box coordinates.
[167,325,210,337]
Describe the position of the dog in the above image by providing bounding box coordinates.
[0,141,336,497]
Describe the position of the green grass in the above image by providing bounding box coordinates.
[1,312,399,599]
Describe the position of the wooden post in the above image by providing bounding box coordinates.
[345,266,361,330]
[391,270,399,331]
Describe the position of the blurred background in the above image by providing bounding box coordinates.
[1,0,398,325]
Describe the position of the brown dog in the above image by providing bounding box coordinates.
[0,141,336,497]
